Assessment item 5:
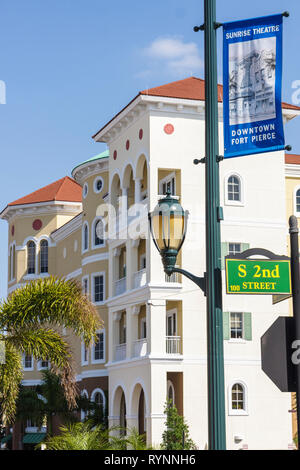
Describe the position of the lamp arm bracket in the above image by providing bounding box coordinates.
[171,267,206,295]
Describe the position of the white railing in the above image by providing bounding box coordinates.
[115,343,126,361]
[133,268,147,289]
[115,277,126,296]
[133,338,147,358]
[165,271,181,283]
[166,336,181,354]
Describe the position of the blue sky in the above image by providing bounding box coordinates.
[0,0,299,300]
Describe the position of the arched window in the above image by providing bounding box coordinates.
[27,241,36,274]
[167,380,175,406]
[227,175,241,202]
[82,223,89,252]
[296,189,300,213]
[9,246,12,281]
[229,382,248,415]
[91,388,106,414]
[94,219,104,247]
[40,240,48,273]
[81,390,89,421]
[12,244,16,280]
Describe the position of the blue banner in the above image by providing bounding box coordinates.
[223,15,285,159]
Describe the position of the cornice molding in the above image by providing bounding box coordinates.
[1,201,82,223]
[72,159,109,185]
[285,164,300,178]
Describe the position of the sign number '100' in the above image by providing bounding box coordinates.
[225,259,292,295]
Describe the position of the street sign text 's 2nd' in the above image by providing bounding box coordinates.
[225,259,292,295]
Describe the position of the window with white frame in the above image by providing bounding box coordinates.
[228,243,241,256]
[230,313,243,339]
[38,359,49,370]
[82,276,89,295]
[159,172,176,196]
[228,175,241,201]
[167,380,175,406]
[93,218,104,248]
[82,223,89,253]
[92,273,105,304]
[225,174,243,205]
[81,341,89,365]
[23,354,33,370]
[229,382,248,415]
[83,182,88,199]
[92,330,105,363]
[223,312,252,341]
[27,241,36,274]
[140,254,146,270]
[140,318,147,339]
[91,388,105,411]
[40,240,48,273]
[81,390,89,421]
[94,176,104,194]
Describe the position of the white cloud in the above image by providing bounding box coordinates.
[142,37,203,76]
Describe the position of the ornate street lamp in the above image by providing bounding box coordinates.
[148,190,206,291]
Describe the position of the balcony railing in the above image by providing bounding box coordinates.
[115,343,126,361]
[165,271,181,283]
[133,338,147,358]
[133,268,147,289]
[166,336,181,354]
[115,277,126,296]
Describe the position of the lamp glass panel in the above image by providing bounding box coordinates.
[152,213,166,250]
[169,214,185,250]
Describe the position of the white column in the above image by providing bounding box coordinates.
[147,300,166,356]
[135,178,142,204]
[131,305,140,358]
[120,188,128,229]
[126,306,133,359]
[126,239,132,291]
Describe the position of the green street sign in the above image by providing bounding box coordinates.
[225,258,292,295]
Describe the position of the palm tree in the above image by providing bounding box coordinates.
[38,422,152,450]
[0,276,101,425]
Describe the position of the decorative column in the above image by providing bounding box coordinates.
[147,300,166,356]
[135,178,142,204]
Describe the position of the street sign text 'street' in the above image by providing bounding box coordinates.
[226,258,292,294]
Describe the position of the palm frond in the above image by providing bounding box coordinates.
[0,277,101,345]
[0,343,23,424]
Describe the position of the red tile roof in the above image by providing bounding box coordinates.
[141,77,300,111]
[8,176,82,206]
[285,154,300,165]
[93,77,300,139]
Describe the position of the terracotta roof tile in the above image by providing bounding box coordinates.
[8,176,82,206]
[285,154,300,165]
[93,77,300,139]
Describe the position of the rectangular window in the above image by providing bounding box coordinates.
[82,276,89,295]
[141,318,147,339]
[228,243,241,256]
[230,312,243,339]
[39,359,49,370]
[93,274,104,303]
[24,354,33,370]
[92,331,105,362]
[223,312,252,341]
[160,172,176,196]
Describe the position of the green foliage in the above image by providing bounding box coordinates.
[161,400,196,450]
[0,277,101,425]
[37,422,152,450]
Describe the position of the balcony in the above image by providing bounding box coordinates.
[166,336,181,354]
[115,277,126,296]
[115,343,126,361]
[133,338,147,358]
[165,271,181,283]
[133,268,147,289]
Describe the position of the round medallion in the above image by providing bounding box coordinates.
[139,129,143,140]
[113,150,117,160]
[164,123,174,135]
[32,219,42,231]
[126,139,130,150]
